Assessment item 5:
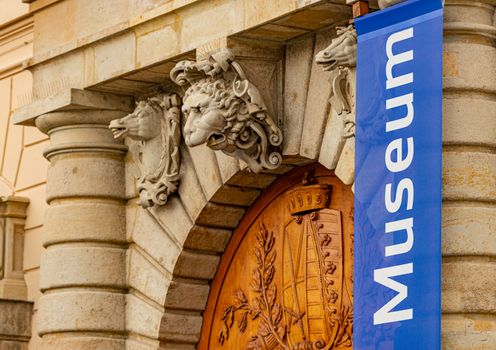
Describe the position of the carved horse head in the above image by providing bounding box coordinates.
[109,98,165,141]
[315,25,357,71]
[109,94,181,208]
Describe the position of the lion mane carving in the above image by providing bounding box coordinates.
[170,48,283,173]
[109,94,181,208]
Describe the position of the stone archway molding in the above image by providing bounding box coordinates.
[123,26,359,349]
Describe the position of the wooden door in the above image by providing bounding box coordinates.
[199,164,354,349]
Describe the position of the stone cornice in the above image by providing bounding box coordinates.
[13,88,134,126]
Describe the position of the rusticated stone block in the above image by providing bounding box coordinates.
[126,294,163,339]
[0,299,32,349]
[283,34,314,155]
[128,247,170,305]
[40,246,126,290]
[334,137,355,186]
[39,336,125,350]
[442,150,496,202]
[442,314,496,350]
[211,185,261,207]
[184,225,232,253]
[46,155,125,202]
[442,259,496,314]
[44,202,126,246]
[443,205,496,257]
[164,281,210,311]
[195,203,245,229]
[173,251,220,280]
[38,291,126,335]
[160,311,203,344]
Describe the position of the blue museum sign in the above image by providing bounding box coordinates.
[354,1,443,349]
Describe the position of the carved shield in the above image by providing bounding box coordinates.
[282,208,344,349]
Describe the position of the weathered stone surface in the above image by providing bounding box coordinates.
[442,259,496,314]
[443,205,496,257]
[40,246,126,290]
[443,96,496,148]
[442,314,496,350]
[300,28,334,160]
[0,299,32,346]
[283,34,314,155]
[38,336,125,350]
[226,171,277,189]
[195,203,245,229]
[128,247,170,305]
[131,207,181,273]
[214,151,240,184]
[173,251,220,280]
[443,150,496,202]
[38,291,126,334]
[45,155,125,202]
[178,149,207,221]
[44,202,126,246]
[334,137,355,186]
[184,225,232,253]
[125,294,163,339]
[160,311,203,344]
[186,145,222,199]
[319,109,345,170]
[443,42,496,94]
[211,185,261,207]
[164,281,210,311]
[151,196,193,246]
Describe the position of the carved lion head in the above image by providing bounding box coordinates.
[171,49,283,173]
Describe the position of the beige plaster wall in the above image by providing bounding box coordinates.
[0,3,45,349]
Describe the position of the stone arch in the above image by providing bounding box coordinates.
[154,157,353,349]
[123,32,356,349]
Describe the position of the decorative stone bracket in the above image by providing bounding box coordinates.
[170,48,283,173]
[109,94,182,208]
[0,196,29,301]
[316,25,357,185]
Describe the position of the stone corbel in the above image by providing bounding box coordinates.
[170,48,283,173]
[109,94,182,208]
[0,196,29,300]
[316,25,358,186]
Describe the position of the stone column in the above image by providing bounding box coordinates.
[35,108,128,350]
[442,1,496,349]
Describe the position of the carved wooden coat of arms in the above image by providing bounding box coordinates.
[202,170,353,350]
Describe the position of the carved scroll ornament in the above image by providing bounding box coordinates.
[316,25,357,139]
[170,48,283,173]
[109,94,181,208]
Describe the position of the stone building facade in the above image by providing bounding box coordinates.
[0,0,494,349]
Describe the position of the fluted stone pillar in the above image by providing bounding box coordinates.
[35,109,128,350]
[442,1,496,348]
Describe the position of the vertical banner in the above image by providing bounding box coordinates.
[354,1,443,349]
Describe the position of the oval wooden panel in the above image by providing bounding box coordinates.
[199,164,354,349]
